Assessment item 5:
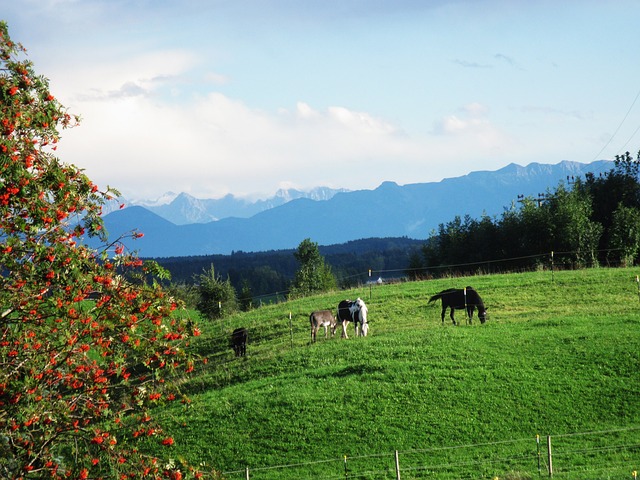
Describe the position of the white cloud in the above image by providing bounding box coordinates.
[44,44,520,201]
[464,102,489,117]
[204,71,229,85]
[295,102,320,120]
[453,59,493,69]
[57,85,526,201]
[41,35,515,199]
[327,106,397,134]
[57,87,429,199]
[49,49,199,106]
[433,103,510,149]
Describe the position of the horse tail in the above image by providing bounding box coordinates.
[428,293,442,303]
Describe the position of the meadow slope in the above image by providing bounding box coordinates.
[146,268,640,479]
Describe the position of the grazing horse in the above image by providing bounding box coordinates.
[428,287,487,325]
[230,327,248,357]
[337,298,369,338]
[309,310,337,342]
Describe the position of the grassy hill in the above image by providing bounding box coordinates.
[144,268,639,479]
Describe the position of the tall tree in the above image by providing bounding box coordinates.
[580,152,640,252]
[0,22,207,479]
[608,204,640,266]
[196,264,238,319]
[290,238,336,298]
[238,279,254,311]
[547,183,603,267]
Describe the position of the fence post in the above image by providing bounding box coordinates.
[289,312,293,349]
[463,287,469,324]
[536,434,541,476]
[344,455,348,479]
[547,435,553,477]
[395,450,401,480]
[245,466,249,480]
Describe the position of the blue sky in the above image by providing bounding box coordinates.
[3,1,640,200]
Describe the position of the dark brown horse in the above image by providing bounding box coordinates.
[428,287,487,325]
[230,327,248,357]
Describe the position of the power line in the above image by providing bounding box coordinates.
[591,84,640,163]
[616,122,640,154]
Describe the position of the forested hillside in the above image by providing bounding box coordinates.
[153,237,424,299]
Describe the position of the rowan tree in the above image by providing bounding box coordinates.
[0,21,210,479]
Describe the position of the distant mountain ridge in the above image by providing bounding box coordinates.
[94,160,613,257]
[107,186,349,225]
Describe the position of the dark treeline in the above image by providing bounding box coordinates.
[151,237,425,298]
[414,152,640,276]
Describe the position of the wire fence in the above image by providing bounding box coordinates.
[216,427,640,479]
[245,247,628,306]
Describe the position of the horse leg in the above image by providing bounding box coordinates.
[450,308,456,326]
[342,321,349,339]
[441,306,446,324]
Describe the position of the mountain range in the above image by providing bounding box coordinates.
[111,186,349,224]
[94,160,612,258]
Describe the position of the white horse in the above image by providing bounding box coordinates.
[337,298,369,338]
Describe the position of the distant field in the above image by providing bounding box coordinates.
[143,268,640,479]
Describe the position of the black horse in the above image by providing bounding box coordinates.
[230,327,248,357]
[428,287,487,325]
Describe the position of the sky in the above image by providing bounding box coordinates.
[3,1,640,201]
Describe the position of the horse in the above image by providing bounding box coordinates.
[337,298,368,338]
[309,310,337,342]
[428,286,487,325]
[230,327,248,357]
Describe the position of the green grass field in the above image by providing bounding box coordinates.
[145,268,640,479]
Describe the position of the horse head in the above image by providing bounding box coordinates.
[355,298,367,321]
[478,309,487,324]
[355,298,368,336]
